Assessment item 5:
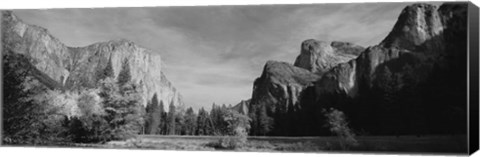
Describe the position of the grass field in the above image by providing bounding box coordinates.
[89,134,467,154]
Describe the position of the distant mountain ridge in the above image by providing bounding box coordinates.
[1,11,184,110]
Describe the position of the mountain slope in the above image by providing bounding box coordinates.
[1,11,183,109]
[293,39,363,75]
[247,2,468,136]
[250,61,320,112]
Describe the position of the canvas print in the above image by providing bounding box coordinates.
[1,1,477,155]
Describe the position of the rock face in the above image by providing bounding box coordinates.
[315,3,463,98]
[250,61,321,111]
[293,39,363,75]
[248,2,468,136]
[232,99,250,115]
[250,40,363,112]
[380,3,444,53]
[250,40,363,113]
[1,11,183,109]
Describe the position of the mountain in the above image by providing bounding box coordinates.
[247,2,468,136]
[316,3,464,98]
[232,99,250,115]
[249,41,363,113]
[250,61,321,113]
[294,39,364,75]
[1,11,183,109]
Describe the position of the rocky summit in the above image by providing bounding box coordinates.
[315,3,466,98]
[250,39,363,112]
[293,39,363,75]
[250,61,321,112]
[247,2,468,136]
[1,11,183,109]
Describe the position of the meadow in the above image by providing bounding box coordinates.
[82,135,467,154]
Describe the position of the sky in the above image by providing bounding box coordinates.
[13,2,429,110]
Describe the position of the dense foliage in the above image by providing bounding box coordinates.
[2,53,145,144]
[3,50,253,144]
[2,52,68,144]
[323,108,358,150]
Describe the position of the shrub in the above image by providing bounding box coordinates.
[224,110,250,148]
[208,110,251,149]
[322,108,358,150]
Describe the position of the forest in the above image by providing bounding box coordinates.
[2,50,251,149]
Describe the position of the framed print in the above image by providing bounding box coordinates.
[1,1,479,156]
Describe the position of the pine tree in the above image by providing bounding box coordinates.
[160,111,168,135]
[175,109,185,135]
[257,105,273,136]
[247,104,258,135]
[157,101,165,134]
[98,78,145,140]
[196,107,211,135]
[167,101,176,135]
[210,104,219,134]
[117,58,131,87]
[2,52,47,144]
[210,104,229,135]
[145,94,162,134]
[184,107,197,135]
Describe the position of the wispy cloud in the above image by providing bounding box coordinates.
[14,2,425,110]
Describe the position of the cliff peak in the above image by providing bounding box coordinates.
[2,11,183,110]
[380,3,443,51]
[294,39,363,75]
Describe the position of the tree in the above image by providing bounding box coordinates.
[145,94,163,134]
[184,107,197,135]
[98,78,145,140]
[247,103,273,136]
[167,101,176,135]
[175,109,185,135]
[68,90,108,143]
[223,110,251,136]
[157,102,167,135]
[117,58,131,87]
[256,105,273,136]
[323,108,358,150]
[210,104,229,135]
[214,109,251,149]
[247,104,258,135]
[196,107,212,135]
[2,52,67,144]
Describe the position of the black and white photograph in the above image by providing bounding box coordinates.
[1,0,478,156]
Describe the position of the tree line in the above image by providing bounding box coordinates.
[143,98,243,136]
[2,51,249,145]
[246,61,467,137]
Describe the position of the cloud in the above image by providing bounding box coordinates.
[13,2,422,110]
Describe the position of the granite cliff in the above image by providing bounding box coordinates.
[1,11,183,109]
[250,61,322,112]
[294,40,363,75]
[250,40,364,112]
[315,3,466,98]
[248,2,468,136]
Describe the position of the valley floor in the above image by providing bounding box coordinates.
[69,135,467,154]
